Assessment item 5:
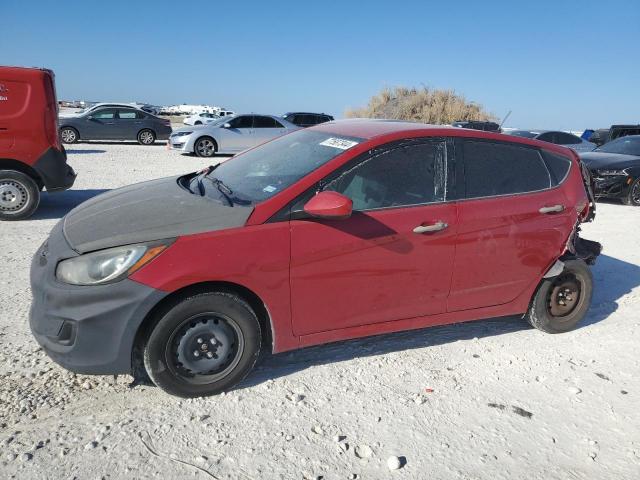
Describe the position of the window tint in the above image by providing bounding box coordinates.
[536,132,556,143]
[254,116,279,128]
[320,115,332,123]
[326,142,444,210]
[118,109,140,119]
[91,109,116,119]
[463,141,551,198]
[541,150,572,186]
[228,116,253,129]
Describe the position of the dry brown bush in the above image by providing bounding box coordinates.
[345,86,496,124]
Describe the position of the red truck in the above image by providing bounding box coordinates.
[0,66,76,220]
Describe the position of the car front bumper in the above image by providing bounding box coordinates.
[29,220,166,375]
[168,134,195,152]
[592,174,631,199]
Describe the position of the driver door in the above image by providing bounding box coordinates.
[221,115,255,152]
[289,140,457,336]
[83,108,117,140]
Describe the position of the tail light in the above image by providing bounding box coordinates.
[162,119,171,127]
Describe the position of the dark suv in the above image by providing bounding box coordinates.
[282,112,333,128]
[589,125,640,146]
[451,120,501,132]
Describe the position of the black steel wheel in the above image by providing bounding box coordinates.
[143,292,261,397]
[526,259,593,333]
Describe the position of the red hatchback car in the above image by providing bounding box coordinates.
[30,120,600,397]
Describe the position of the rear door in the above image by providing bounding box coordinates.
[115,108,143,140]
[253,116,288,145]
[448,139,574,312]
[289,139,457,336]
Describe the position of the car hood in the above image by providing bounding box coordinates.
[579,152,640,170]
[173,124,216,134]
[63,175,254,254]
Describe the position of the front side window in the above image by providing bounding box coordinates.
[325,142,445,210]
[463,141,551,198]
[91,108,116,119]
[228,115,253,129]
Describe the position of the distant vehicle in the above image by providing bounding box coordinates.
[30,120,600,397]
[452,120,501,132]
[59,106,172,145]
[169,114,299,157]
[580,135,640,206]
[184,112,223,126]
[60,102,138,118]
[506,130,595,152]
[282,112,333,128]
[0,66,76,220]
[588,129,610,146]
[589,125,640,147]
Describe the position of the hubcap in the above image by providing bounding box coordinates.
[196,139,215,157]
[61,129,76,143]
[140,131,154,144]
[0,180,28,213]
[167,313,243,384]
[548,274,581,317]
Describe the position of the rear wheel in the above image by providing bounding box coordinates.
[143,292,261,398]
[622,178,640,206]
[194,136,217,157]
[138,129,156,145]
[0,170,41,221]
[526,259,593,333]
[60,127,79,144]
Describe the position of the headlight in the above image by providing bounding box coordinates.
[173,131,193,137]
[56,242,169,286]
[597,169,628,176]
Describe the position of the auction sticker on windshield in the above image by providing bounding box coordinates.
[319,138,359,150]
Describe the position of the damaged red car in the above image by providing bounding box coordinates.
[30,120,601,397]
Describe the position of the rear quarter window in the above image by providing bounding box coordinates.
[463,141,551,198]
[541,150,572,186]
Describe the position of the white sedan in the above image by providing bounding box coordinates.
[183,112,221,126]
[169,114,299,157]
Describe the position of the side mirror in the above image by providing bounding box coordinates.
[303,191,352,220]
[222,123,231,129]
[87,115,94,120]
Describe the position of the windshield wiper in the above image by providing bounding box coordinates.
[207,177,234,206]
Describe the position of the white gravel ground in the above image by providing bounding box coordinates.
[1,142,639,479]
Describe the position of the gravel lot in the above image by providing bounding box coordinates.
[1,142,639,479]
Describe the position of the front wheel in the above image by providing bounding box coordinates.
[137,129,156,145]
[143,292,262,398]
[526,259,593,333]
[0,170,41,221]
[194,136,217,157]
[622,178,640,206]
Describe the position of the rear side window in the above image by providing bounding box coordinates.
[254,116,279,128]
[326,142,445,210]
[462,141,551,198]
[118,109,142,119]
[541,150,572,186]
[556,132,581,145]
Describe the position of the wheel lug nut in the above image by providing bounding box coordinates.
[193,350,200,357]
[197,338,203,344]
[210,338,217,345]
[206,352,213,358]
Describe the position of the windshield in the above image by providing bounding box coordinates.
[194,129,363,205]
[596,136,640,156]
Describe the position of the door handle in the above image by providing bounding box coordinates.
[413,221,448,234]
[539,204,565,214]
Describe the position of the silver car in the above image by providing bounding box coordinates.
[506,130,595,153]
[169,114,299,157]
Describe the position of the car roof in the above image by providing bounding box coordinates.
[89,102,141,110]
[284,112,330,116]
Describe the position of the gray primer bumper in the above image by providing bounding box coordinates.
[29,220,166,375]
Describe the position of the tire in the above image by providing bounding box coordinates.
[622,178,640,206]
[194,136,217,157]
[137,129,156,145]
[143,292,262,398]
[60,127,79,144]
[0,170,41,221]
[525,259,593,334]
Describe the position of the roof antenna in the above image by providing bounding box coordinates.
[499,110,512,130]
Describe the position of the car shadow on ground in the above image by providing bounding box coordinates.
[32,189,109,220]
[71,141,167,146]
[239,253,639,390]
[65,149,107,155]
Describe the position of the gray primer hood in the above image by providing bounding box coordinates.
[63,176,253,253]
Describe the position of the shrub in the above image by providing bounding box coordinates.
[345,86,496,124]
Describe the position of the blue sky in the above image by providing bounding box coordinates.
[2,0,638,130]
